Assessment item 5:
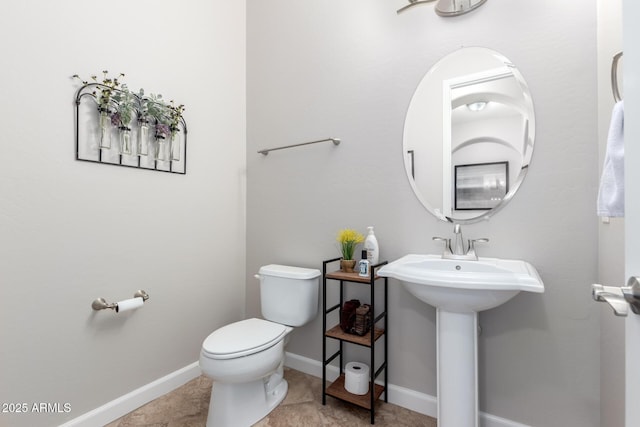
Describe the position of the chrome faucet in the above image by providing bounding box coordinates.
[433,225,488,260]
[452,224,465,256]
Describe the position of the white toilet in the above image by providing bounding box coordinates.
[199,264,320,427]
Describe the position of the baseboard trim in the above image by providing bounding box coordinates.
[59,362,201,427]
[284,352,529,427]
[60,353,528,427]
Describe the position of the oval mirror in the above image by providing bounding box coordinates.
[403,47,535,223]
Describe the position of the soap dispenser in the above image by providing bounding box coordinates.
[358,250,370,277]
[364,226,379,265]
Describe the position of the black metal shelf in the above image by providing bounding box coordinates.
[321,257,388,424]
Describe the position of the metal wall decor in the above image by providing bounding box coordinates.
[74,73,187,174]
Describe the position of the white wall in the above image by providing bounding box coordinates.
[0,1,246,426]
[247,1,599,426]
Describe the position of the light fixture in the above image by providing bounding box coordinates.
[397,0,437,14]
[466,101,488,112]
[397,0,488,17]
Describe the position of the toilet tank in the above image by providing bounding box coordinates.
[258,264,320,327]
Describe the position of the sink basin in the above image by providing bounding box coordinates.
[377,254,544,312]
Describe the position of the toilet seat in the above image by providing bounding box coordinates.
[202,318,287,360]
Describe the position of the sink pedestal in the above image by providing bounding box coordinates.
[437,309,478,427]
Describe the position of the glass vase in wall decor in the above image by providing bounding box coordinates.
[155,136,167,161]
[98,107,111,149]
[137,119,150,156]
[170,130,180,161]
[119,127,132,155]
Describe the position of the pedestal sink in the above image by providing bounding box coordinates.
[377,254,544,427]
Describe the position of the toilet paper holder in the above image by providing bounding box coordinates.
[91,290,150,311]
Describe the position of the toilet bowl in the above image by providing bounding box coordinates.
[199,264,320,427]
[200,318,293,426]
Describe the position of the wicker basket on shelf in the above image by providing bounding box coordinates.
[340,299,371,336]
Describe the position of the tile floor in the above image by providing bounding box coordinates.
[106,368,437,426]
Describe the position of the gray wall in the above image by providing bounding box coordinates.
[247,1,600,426]
[0,1,246,426]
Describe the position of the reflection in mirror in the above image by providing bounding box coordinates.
[403,47,535,223]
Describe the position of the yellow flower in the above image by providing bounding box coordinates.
[336,229,364,260]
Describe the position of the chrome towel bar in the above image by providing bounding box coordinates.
[258,137,340,155]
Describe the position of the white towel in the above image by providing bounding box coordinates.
[597,101,625,217]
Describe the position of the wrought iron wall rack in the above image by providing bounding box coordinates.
[74,83,187,174]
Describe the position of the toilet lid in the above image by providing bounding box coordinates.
[202,318,287,360]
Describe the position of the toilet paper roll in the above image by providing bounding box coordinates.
[344,362,370,395]
[116,297,144,313]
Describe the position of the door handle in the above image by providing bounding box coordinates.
[622,276,640,314]
[592,276,640,316]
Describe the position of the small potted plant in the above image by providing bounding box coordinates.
[337,229,364,273]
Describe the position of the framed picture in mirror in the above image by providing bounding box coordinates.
[455,162,509,210]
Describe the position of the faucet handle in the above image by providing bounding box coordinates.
[433,237,452,255]
[470,238,489,245]
[467,238,489,258]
